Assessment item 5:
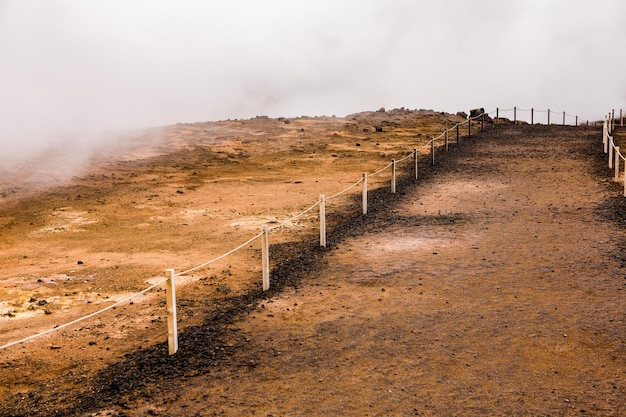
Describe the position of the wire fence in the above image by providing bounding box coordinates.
[1,107,593,355]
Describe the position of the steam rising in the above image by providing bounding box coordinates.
[1,0,625,173]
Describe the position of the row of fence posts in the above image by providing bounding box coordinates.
[494,107,583,127]
[602,109,626,197]
[162,111,487,355]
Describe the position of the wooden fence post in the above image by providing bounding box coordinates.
[548,109,551,125]
[496,108,499,125]
[531,108,534,125]
[431,139,435,166]
[481,113,484,133]
[576,116,578,127]
[166,268,178,355]
[445,130,449,152]
[262,225,270,291]
[612,109,615,131]
[615,146,619,182]
[562,111,566,126]
[456,123,460,144]
[391,159,396,194]
[514,106,517,125]
[413,148,418,180]
[623,162,626,197]
[621,109,623,127]
[604,121,608,153]
[319,195,326,247]
[362,173,368,215]
[609,136,614,169]
[468,117,472,138]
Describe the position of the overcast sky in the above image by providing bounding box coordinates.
[1,0,625,164]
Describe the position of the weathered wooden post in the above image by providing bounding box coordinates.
[531,108,534,125]
[496,108,499,125]
[615,146,619,182]
[621,109,623,127]
[362,173,368,215]
[391,159,396,194]
[445,129,449,153]
[413,148,418,180]
[562,111,566,126]
[623,163,626,197]
[166,268,178,355]
[547,109,551,125]
[612,109,615,131]
[576,116,578,127]
[514,106,517,125]
[609,136,614,169]
[262,225,270,291]
[456,123,460,144]
[481,112,484,133]
[431,139,435,166]
[319,195,326,247]
[603,120,608,153]
[468,117,472,138]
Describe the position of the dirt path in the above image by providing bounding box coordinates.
[2,124,626,416]
[155,125,626,416]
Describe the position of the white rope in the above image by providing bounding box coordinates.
[0,278,168,351]
[178,231,264,276]
[369,162,393,178]
[396,151,414,164]
[268,200,321,231]
[326,178,363,200]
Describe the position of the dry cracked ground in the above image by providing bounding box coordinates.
[0,110,625,416]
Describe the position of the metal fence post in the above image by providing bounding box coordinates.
[166,268,178,355]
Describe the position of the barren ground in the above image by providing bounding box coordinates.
[0,110,625,416]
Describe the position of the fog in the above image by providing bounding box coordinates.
[1,0,625,167]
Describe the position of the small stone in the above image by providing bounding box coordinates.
[77,260,83,265]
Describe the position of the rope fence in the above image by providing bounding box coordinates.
[492,106,586,127]
[1,107,592,355]
[602,109,626,196]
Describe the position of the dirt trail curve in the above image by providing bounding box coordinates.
[3,124,626,416]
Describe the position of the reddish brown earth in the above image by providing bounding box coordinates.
[0,111,625,416]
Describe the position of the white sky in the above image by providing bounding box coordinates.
[1,0,625,163]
